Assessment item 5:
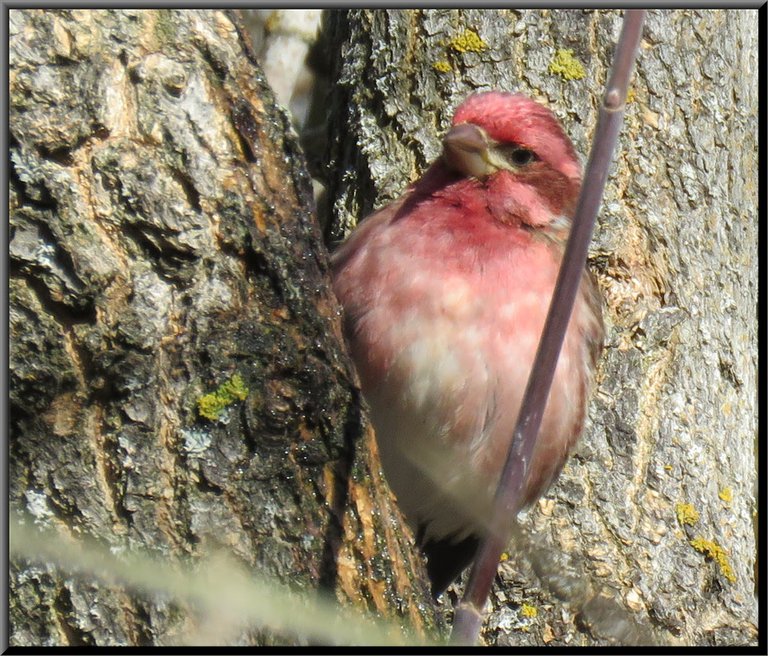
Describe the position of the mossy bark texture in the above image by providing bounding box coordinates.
[314,9,758,647]
[10,9,439,646]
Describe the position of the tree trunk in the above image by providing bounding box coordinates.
[9,9,441,646]
[313,9,758,646]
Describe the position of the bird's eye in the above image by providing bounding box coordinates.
[503,147,537,167]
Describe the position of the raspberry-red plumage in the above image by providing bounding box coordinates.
[331,92,603,595]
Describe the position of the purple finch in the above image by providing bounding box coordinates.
[331,92,604,596]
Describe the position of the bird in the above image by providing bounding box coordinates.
[330,91,604,597]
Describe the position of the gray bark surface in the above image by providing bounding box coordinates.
[9,9,440,646]
[315,8,758,646]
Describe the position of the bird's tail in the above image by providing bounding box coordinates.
[420,530,481,598]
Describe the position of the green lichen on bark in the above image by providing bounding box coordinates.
[197,373,249,420]
[548,48,586,80]
[675,502,700,527]
[446,29,488,53]
[690,537,736,583]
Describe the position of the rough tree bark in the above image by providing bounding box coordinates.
[9,9,441,646]
[311,9,758,647]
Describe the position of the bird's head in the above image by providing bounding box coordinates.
[441,92,582,226]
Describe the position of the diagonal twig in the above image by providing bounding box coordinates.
[450,9,647,645]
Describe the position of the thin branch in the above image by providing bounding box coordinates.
[450,9,647,645]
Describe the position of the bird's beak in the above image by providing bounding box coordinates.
[442,123,497,179]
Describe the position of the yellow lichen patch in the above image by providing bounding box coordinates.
[432,60,452,73]
[718,487,733,504]
[447,29,488,54]
[549,48,586,81]
[499,552,510,562]
[197,373,249,420]
[690,537,736,583]
[675,502,699,527]
[520,603,538,618]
